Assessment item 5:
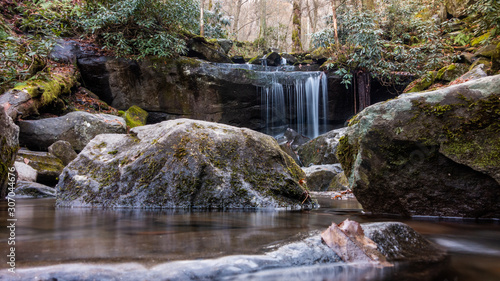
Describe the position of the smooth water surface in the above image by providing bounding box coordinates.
[1,196,500,280]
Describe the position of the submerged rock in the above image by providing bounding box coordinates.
[1,221,445,280]
[56,119,311,209]
[18,111,126,151]
[338,74,500,218]
[297,127,347,166]
[0,107,19,198]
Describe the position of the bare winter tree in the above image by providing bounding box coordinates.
[292,0,303,52]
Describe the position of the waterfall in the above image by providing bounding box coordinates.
[212,61,329,139]
[260,71,328,139]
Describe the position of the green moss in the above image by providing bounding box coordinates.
[436,64,456,80]
[124,105,148,128]
[108,150,118,155]
[13,72,77,106]
[471,32,490,47]
[248,55,261,65]
[405,71,437,93]
[176,57,202,68]
[412,99,454,117]
[336,135,359,177]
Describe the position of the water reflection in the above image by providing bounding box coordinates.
[1,197,500,281]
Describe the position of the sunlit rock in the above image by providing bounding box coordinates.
[56,119,311,209]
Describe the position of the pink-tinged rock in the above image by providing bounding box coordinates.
[321,219,391,266]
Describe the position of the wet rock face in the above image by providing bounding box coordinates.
[18,111,126,151]
[81,57,264,131]
[363,222,446,263]
[338,75,500,218]
[0,107,19,197]
[56,119,310,209]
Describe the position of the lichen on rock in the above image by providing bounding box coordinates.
[338,74,500,218]
[56,119,312,209]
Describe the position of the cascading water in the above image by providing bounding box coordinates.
[259,65,328,139]
[213,59,328,139]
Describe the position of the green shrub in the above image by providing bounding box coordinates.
[311,0,455,87]
[79,0,202,59]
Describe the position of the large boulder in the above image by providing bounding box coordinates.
[0,107,19,198]
[18,111,126,151]
[297,128,347,166]
[56,119,311,209]
[445,0,475,18]
[338,75,500,218]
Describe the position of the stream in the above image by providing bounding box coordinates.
[1,195,500,280]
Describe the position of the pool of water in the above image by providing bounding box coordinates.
[1,195,500,280]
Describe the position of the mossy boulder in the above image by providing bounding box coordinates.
[18,111,126,151]
[124,105,148,128]
[338,74,500,218]
[248,55,262,65]
[56,119,312,209]
[262,52,282,66]
[404,71,437,93]
[297,128,347,166]
[436,64,467,82]
[186,37,232,63]
[0,107,19,198]
[445,0,475,18]
[16,149,65,186]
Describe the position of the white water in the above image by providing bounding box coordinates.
[261,71,328,139]
[212,60,328,139]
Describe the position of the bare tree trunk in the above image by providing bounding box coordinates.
[200,0,205,37]
[232,0,243,39]
[292,0,303,53]
[331,0,339,46]
[259,0,267,47]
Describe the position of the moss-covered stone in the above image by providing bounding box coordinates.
[339,74,500,218]
[248,55,261,65]
[471,32,491,47]
[56,119,312,209]
[124,105,148,128]
[404,71,437,93]
[0,108,19,198]
[13,68,77,106]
